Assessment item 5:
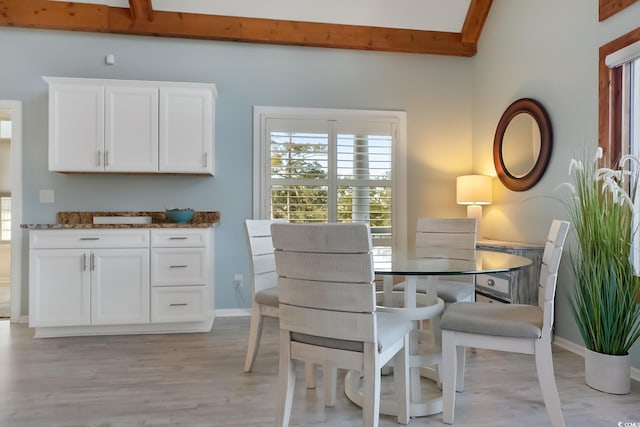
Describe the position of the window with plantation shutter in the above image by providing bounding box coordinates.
[602,28,640,273]
[253,107,407,261]
[0,197,10,242]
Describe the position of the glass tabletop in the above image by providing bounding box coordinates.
[374,249,532,276]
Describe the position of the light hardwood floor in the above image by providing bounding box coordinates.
[0,317,637,427]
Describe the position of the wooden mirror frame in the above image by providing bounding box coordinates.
[493,98,553,191]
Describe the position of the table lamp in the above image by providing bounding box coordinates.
[456,175,492,222]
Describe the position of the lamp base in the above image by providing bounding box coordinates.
[466,205,483,221]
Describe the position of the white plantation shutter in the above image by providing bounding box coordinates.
[254,107,406,263]
[0,197,10,242]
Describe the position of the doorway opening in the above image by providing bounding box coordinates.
[0,101,22,322]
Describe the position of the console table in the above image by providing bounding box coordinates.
[475,239,544,305]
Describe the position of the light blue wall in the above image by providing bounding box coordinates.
[3,0,639,370]
[0,26,473,315]
[471,0,640,368]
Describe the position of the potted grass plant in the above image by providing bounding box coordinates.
[566,148,640,394]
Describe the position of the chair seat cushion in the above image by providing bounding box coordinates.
[291,312,413,353]
[393,279,474,303]
[440,302,543,339]
[255,287,279,307]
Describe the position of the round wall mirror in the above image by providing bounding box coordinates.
[493,98,552,191]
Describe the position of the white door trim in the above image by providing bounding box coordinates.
[0,100,23,323]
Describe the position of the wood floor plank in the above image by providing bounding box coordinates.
[0,317,637,426]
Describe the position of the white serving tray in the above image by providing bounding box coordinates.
[93,216,152,225]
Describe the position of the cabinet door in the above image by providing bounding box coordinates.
[159,87,214,174]
[48,83,104,172]
[91,249,150,325]
[29,249,91,327]
[105,86,159,172]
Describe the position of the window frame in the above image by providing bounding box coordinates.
[599,27,640,302]
[599,26,640,167]
[253,106,407,253]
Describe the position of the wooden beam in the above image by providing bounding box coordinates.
[599,0,639,22]
[128,0,152,22]
[0,0,482,56]
[461,0,492,45]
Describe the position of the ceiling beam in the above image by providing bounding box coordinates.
[128,0,152,22]
[0,0,488,56]
[462,0,492,45]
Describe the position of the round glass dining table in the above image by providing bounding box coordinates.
[344,249,533,418]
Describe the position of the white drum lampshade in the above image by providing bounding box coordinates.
[456,175,492,221]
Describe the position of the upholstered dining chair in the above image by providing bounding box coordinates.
[243,219,316,389]
[394,218,478,305]
[271,222,413,427]
[440,219,570,427]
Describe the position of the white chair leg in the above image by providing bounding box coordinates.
[304,362,316,389]
[455,343,466,392]
[362,344,381,427]
[392,335,410,425]
[441,330,457,425]
[323,364,338,407]
[276,331,295,427]
[534,341,566,427]
[243,304,264,372]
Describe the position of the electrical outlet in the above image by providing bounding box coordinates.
[234,274,243,288]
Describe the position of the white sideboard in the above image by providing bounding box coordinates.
[28,228,214,338]
[475,239,544,305]
[44,76,216,175]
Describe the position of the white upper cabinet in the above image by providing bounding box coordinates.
[159,87,214,174]
[47,82,105,172]
[105,85,159,172]
[44,77,216,175]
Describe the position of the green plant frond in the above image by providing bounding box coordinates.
[567,151,640,355]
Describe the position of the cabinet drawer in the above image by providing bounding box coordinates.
[151,248,207,286]
[151,286,207,323]
[30,229,149,249]
[151,229,209,248]
[476,273,511,300]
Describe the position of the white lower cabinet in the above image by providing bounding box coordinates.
[150,229,212,324]
[28,228,214,337]
[29,248,91,327]
[91,248,149,325]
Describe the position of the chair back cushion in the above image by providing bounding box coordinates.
[272,223,378,344]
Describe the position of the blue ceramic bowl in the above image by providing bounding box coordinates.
[165,209,194,224]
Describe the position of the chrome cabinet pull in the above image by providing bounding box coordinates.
[82,254,87,271]
[80,237,100,241]
[90,253,95,271]
[169,265,188,269]
[97,150,102,166]
[487,278,495,287]
[169,237,188,240]
[169,303,188,307]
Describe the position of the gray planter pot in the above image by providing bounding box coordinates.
[584,348,631,394]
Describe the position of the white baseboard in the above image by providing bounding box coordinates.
[215,308,251,317]
[553,337,640,382]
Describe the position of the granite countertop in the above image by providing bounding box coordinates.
[21,211,221,229]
